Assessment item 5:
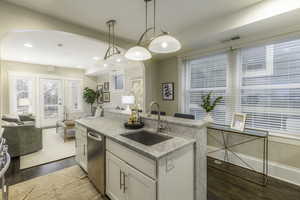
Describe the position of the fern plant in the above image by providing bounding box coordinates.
[200,92,223,113]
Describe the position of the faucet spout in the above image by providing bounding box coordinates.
[149,101,161,132]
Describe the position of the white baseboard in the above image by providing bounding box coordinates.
[207,145,300,186]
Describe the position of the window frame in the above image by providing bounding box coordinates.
[111,71,125,92]
[184,53,230,124]
[237,41,300,136]
[9,74,36,115]
[66,79,83,113]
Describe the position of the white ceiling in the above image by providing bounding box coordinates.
[3,0,300,61]
[5,0,263,41]
[1,30,122,70]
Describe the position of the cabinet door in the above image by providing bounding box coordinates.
[125,164,156,200]
[75,127,82,165]
[81,130,87,171]
[106,152,126,200]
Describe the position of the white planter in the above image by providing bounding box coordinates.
[204,112,214,123]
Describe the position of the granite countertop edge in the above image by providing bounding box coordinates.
[75,119,196,160]
[106,109,209,129]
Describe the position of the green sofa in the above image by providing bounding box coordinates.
[1,115,43,158]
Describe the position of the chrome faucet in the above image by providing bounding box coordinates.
[150,101,162,132]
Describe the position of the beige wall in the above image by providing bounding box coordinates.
[153,56,300,170]
[144,60,160,112]
[1,61,97,114]
[144,57,179,115]
[156,57,179,116]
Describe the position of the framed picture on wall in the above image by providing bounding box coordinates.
[162,82,174,101]
[231,113,247,131]
[103,82,109,92]
[97,84,103,91]
[103,92,110,102]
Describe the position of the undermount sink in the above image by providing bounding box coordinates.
[121,130,172,146]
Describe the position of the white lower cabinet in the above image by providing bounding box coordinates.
[75,123,87,171]
[106,138,194,200]
[106,152,156,200]
[125,163,156,200]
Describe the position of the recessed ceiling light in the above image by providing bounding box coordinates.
[24,43,33,48]
[93,57,100,60]
[103,63,108,67]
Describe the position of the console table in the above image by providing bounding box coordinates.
[207,124,269,186]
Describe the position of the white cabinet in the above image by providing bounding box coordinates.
[106,151,125,200]
[75,123,87,171]
[106,152,156,200]
[125,163,156,200]
[106,138,194,200]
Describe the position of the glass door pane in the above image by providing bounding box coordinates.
[40,78,63,127]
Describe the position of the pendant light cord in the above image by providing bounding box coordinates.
[154,0,156,35]
[146,0,148,31]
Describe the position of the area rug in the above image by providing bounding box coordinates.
[0,166,102,200]
[20,128,75,169]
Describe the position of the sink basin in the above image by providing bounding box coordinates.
[121,130,172,146]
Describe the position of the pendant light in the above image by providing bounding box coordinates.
[100,20,126,67]
[148,32,181,53]
[125,0,181,61]
[125,0,152,61]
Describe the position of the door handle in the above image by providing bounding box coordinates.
[88,132,102,142]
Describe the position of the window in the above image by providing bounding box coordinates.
[185,53,229,124]
[238,39,300,134]
[67,80,82,112]
[9,76,35,114]
[113,74,124,90]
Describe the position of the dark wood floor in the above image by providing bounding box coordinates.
[207,157,300,200]
[5,157,300,200]
[6,156,76,186]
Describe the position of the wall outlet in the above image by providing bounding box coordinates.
[166,157,175,172]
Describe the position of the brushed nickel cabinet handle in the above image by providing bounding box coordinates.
[123,172,127,193]
[120,170,122,190]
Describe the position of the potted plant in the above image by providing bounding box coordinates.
[200,92,223,122]
[83,87,98,114]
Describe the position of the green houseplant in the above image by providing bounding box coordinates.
[83,87,98,114]
[200,92,223,122]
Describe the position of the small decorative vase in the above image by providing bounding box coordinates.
[204,112,214,123]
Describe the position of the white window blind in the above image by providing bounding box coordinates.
[238,39,300,135]
[186,53,229,124]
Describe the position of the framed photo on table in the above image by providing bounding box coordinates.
[162,82,174,101]
[231,113,247,131]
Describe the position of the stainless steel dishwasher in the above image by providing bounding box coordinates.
[87,129,106,195]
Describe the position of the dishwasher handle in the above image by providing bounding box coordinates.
[88,132,102,142]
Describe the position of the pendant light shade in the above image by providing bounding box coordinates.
[125,46,152,61]
[149,34,181,53]
[107,54,128,66]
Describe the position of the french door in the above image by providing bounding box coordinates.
[39,78,64,127]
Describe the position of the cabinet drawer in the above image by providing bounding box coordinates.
[107,139,156,179]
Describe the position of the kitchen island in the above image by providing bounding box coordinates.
[76,110,209,200]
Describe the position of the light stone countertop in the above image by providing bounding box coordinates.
[106,109,208,129]
[76,117,196,160]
